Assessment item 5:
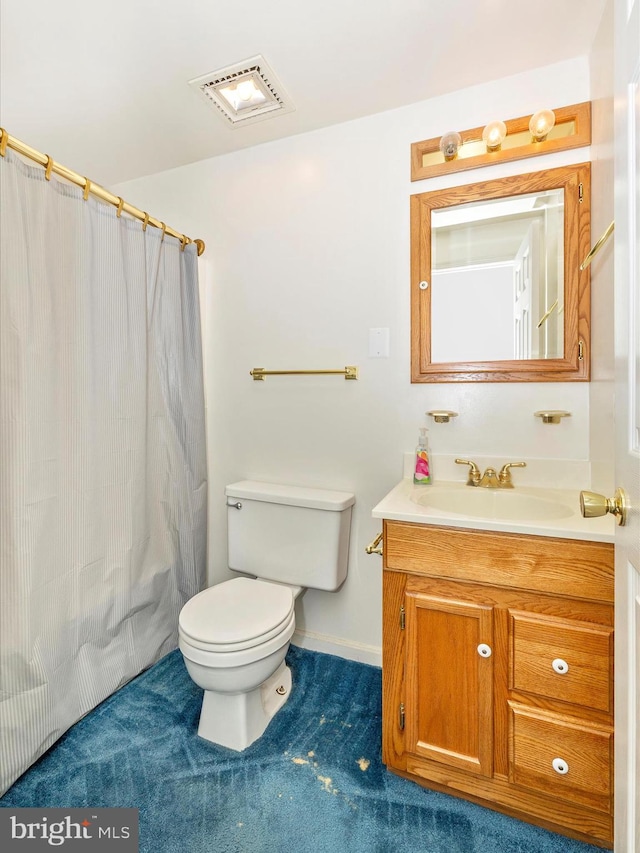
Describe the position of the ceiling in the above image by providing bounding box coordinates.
[0,0,607,187]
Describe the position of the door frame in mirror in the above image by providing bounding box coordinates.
[410,163,591,382]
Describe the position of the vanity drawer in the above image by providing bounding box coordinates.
[509,704,612,813]
[510,611,613,712]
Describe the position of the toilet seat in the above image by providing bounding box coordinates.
[179,610,296,669]
[179,577,295,653]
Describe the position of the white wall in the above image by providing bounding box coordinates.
[115,57,600,665]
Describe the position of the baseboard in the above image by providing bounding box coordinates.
[292,630,381,668]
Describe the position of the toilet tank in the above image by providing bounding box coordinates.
[225,481,355,591]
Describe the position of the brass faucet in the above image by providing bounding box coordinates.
[456,459,526,488]
[479,467,500,488]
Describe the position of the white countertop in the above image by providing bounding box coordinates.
[372,478,615,543]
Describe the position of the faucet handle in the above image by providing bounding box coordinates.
[455,458,481,486]
[498,461,526,486]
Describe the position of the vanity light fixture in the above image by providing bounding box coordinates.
[411,102,590,181]
[438,131,462,161]
[534,410,571,425]
[427,410,458,424]
[482,120,507,152]
[529,109,556,142]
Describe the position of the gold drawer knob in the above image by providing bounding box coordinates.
[552,757,569,775]
[552,658,569,675]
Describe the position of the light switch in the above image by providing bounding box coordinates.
[369,327,390,358]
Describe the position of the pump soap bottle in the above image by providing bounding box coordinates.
[413,428,431,484]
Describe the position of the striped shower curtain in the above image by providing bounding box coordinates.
[0,150,207,795]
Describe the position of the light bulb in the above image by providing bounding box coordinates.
[482,120,507,152]
[439,131,462,161]
[236,80,257,102]
[529,109,556,142]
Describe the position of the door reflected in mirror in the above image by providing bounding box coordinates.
[411,164,591,382]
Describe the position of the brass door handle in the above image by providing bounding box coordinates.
[580,488,628,526]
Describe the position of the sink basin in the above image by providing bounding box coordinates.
[410,487,575,521]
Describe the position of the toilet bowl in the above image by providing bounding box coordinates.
[179,480,355,751]
[179,577,297,750]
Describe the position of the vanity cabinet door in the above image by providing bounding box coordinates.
[405,589,494,776]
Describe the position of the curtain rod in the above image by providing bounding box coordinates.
[0,128,205,256]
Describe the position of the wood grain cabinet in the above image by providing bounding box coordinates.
[382,521,614,848]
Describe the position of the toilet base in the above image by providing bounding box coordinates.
[197,662,292,750]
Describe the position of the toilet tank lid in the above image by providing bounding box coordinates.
[225,480,355,511]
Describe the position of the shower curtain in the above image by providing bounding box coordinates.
[0,150,207,795]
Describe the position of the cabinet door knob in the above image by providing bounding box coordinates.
[552,658,569,674]
[477,643,492,658]
[552,757,569,775]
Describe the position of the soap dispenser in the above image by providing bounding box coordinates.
[413,428,431,484]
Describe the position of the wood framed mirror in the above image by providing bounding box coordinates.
[410,163,591,382]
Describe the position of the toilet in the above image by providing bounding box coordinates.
[178,480,355,751]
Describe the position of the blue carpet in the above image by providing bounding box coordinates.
[1,646,603,853]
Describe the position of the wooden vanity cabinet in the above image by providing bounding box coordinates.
[382,520,615,848]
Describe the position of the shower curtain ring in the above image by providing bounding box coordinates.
[83,179,91,201]
[0,128,8,157]
[116,197,124,218]
[45,156,53,181]
[180,235,189,252]
[160,222,166,242]
[142,213,150,232]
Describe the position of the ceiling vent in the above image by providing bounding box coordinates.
[189,55,294,127]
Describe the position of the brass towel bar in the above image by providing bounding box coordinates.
[250,366,358,381]
[580,220,614,270]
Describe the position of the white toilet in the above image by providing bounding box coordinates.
[178,480,355,751]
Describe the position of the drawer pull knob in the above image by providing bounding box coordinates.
[552,658,569,675]
[552,757,569,775]
[477,643,492,658]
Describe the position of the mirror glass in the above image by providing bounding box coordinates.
[410,164,591,383]
[431,189,564,363]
